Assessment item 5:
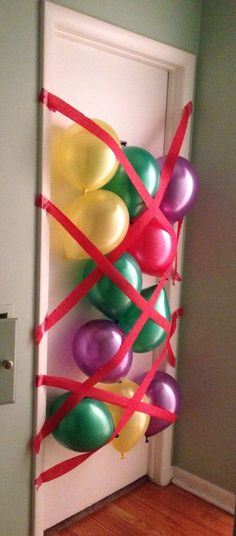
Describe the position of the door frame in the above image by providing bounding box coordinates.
[34,2,195,534]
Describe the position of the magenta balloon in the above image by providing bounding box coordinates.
[158,156,200,222]
[128,219,175,276]
[72,319,133,382]
[135,371,182,437]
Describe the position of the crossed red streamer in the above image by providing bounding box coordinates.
[36,91,191,342]
[33,277,173,455]
[35,315,182,488]
[36,374,176,422]
[36,194,171,334]
[34,90,191,486]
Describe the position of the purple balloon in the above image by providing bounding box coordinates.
[158,156,200,223]
[135,371,182,437]
[72,319,132,382]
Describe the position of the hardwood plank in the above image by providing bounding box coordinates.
[87,504,161,536]
[92,503,194,536]
[119,492,221,536]
[130,482,233,535]
[112,494,207,536]
[48,481,234,536]
[56,516,114,536]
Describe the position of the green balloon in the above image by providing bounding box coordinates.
[83,253,142,320]
[103,146,160,219]
[48,393,114,452]
[118,285,171,353]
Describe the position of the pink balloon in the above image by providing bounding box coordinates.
[128,219,175,276]
[158,156,200,223]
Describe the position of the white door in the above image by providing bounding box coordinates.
[34,2,195,533]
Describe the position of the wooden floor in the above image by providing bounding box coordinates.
[49,481,234,536]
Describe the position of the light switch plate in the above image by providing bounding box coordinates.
[0,318,17,404]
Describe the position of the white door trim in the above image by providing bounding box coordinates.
[34,3,195,534]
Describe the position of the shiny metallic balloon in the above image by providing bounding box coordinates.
[100,380,150,455]
[58,119,120,192]
[118,285,171,352]
[158,156,200,222]
[129,219,175,276]
[83,253,142,319]
[135,371,182,437]
[104,146,160,219]
[62,190,129,260]
[48,393,114,452]
[72,319,133,382]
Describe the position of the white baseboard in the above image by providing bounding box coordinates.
[172,466,235,514]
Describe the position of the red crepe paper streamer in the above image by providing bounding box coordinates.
[36,91,191,342]
[34,310,182,489]
[33,280,174,455]
[36,374,176,422]
[34,90,192,486]
[35,194,170,335]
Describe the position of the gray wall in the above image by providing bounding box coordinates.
[174,0,236,492]
[0,2,203,535]
[0,2,38,536]
[52,0,202,53]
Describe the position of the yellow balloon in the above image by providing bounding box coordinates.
[63,190,129,260]
[58,119,120,192]
[99,380,150,456]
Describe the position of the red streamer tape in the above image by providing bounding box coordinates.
[35,311,182,488]
[36,92,191,342]
[36,374,176,422]
[34,90,191,485]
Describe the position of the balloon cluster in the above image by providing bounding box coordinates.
[49,117,199,457]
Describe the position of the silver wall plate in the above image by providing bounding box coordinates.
[0,318,17,404]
